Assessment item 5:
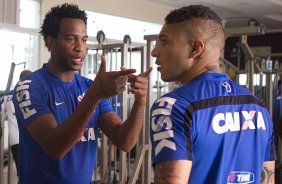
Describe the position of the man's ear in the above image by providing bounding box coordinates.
[189,40,204,59]
[46,36,54,52]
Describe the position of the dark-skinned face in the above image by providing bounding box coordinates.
[51,18,88,72]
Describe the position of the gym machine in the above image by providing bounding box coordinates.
[223,24,282,183]
[82,34,149,183]
[0,62,27,184]
[140,34,183,184]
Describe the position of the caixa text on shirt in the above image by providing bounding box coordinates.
[79,128,96,142]
[212,110,266,134]
[15,80,36,119]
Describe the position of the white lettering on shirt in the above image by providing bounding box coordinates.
[15,80,36,119]
[212,110,266,134]
[151,97,177,156]
[80,128,96,142]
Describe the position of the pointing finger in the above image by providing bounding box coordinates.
[120,66,136,81]
[139,67,153,78]
[120,66,127,71]
[97,55,107,74]
[112,69,136,77]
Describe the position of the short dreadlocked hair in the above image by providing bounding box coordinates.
[165,5,225,49]
[39,3,88,47]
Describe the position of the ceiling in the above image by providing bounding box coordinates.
[139,0,282,33]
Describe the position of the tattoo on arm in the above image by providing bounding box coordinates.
[155,161,189,184]
[98,112,120,135]
[155,161,175,183]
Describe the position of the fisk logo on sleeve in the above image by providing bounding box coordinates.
[151,97,177,156]
[15,80,36,119]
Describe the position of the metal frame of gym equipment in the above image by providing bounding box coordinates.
[0,96,4,184]
[83,42,149,184]
[223,25,282,183]
[239,38,282,183]
[222,24,274,111]
[128,34,164,184]
[128,35,158,184]
[0,62,27,184]
[129,34,182,184]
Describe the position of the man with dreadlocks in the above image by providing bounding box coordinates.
[13,3,152,183]
[150,5,276,184]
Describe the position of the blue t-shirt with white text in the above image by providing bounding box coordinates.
[13,64,113,184]
[150,73,276,184]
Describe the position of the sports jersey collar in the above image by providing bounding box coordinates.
[193,73,229,81]
[42,64,77,87]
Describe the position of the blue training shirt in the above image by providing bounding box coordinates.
[13,64,113,184]
[150,73,276,184]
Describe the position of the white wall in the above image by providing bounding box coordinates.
[39,0,171,65]
[42,0,171,24]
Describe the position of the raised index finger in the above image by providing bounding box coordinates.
[139,67,153,78]
[113,69,136,77]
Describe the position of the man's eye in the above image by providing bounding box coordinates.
[67,37,75,42]
[82,38,88,43]
[160,39,167,44]
[156,39,166,45]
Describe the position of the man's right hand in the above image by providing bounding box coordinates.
[91,55,136,99]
